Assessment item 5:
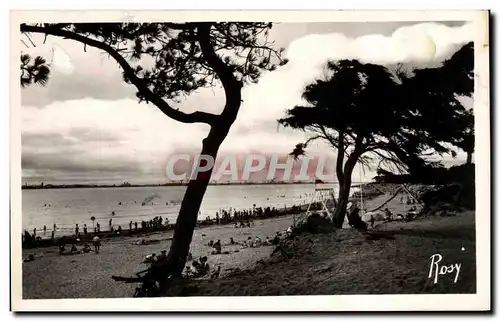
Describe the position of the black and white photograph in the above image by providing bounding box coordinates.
[11,10,490,311]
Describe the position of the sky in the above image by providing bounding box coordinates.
[20,21,475,185]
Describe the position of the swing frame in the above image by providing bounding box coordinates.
[301,185,336,224]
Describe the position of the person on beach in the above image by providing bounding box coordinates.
[96,223,101,232]
[241,241,248,248]
[212,240,222,254]
[93,236,101,253]
[248,237,254,248]
[53,223,57,231]
[117,226,122,235]
[265,236,271,246]
[43,225,46,234]
[144,253,157,263]
[197,257,210,276]
[51,230,55,242]
[184,266,193,278]
[75,224,79,237]
[129,221,133,230]
[24,254,35,262]
[347,203,368,231]
[383,207,393,221]
[32,228,36,238]
[82,243,91,253]
[109,218,112,227]
[134,221,138,231]
[157,250,167,262]
[254,236,262,247]
[230,237,235,245]
[408,205,417,216]
[83,224,87,235]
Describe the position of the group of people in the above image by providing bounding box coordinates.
[240,236,274,248]
[233,220,255,228]
[58,236,101,255]
[200,202,324,227]
[25,215,174,244]
[135,216,170,232]
[29,223,58,240]
[206,232,283,254]
[185,256,212,278]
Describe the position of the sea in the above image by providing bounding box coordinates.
[21,183,360,235]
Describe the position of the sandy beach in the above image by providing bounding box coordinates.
[22,186,475,298]
[22,214,296,299]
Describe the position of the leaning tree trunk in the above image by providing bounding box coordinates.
[332,143,360,228]
[164,23,243,279]
[333,182,351,228]
[165,126,228,277]
[164,113,241,279]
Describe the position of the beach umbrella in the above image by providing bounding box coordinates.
[90,216,96,227]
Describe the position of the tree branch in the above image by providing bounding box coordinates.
[20,23,218,126]
[196,23,242,125]
[343,134,364,178]
[304,135,323,146]
[318,125,339,149]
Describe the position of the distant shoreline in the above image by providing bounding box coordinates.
[22,181,351,190]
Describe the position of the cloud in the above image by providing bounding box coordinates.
[285,22,473,67]
[231,22,474,152]
[20,34,137,107]
[21,21,474,183]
